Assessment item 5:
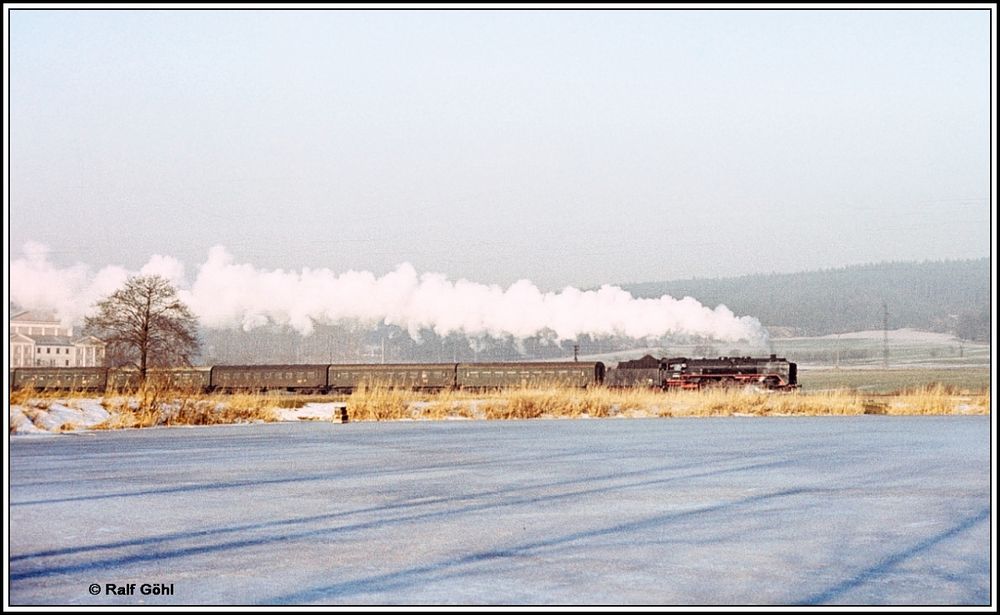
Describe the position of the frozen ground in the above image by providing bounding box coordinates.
[8,417,992,606]
[10,401,111,434]
[10,399,347,434]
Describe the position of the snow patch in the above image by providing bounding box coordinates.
[274,402,347,422]
[9,400,111,433]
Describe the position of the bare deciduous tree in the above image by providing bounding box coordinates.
[84,275,200,380]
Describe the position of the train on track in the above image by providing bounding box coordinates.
[605,354,798,390]
[9,355,797,393]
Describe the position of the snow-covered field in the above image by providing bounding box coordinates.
[810,328,964,342]
[576,328,990,371]
[8,417,991,605]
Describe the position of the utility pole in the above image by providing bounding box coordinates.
[573,344,579,362]
[882,302,889,369]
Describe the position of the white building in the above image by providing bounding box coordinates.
[9,310,106,368]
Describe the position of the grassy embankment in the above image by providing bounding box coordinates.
[343,383,989,420]
[10,384,282,431]
[9,381,991,432]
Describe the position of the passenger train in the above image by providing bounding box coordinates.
[9,355,797,392]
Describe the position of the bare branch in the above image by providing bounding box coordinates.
[84,274,201,380]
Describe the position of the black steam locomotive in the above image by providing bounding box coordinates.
[605,354,798,390]
[9,355,796,393]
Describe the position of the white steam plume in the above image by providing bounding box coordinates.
[11,244,766,344]
[10,242,187,328]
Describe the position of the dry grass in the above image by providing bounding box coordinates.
[12,382,991,431]
[344,385,490,421]
[345,384,412,421]
[164,394,279,426]
[341,385,991,421]
[887,384,991,416]
[479,387,658,419]
[471,387,866,419]
[9,386,93,405]
[92,383,279,430]
[665,388,868,417]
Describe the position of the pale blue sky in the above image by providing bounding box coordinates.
[9,8,992,288]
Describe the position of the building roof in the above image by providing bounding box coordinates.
[30,335,76,347]
[12,333,105,346]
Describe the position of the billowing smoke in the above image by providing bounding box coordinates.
[11,244,766,343]
[10,242,186,328]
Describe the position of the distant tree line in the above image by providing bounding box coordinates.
[625,259,990,341]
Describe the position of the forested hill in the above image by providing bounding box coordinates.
[624,259,990,340]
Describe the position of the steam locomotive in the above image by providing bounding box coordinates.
[606,354,798,390]
[9,355,797,392]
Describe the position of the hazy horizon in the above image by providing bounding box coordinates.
[7,241,990,292]
[8,8,991,290]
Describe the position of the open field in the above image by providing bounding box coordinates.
[799,368,991,393]
[581,329,990,370]
[8,417,990,605]
[768,331,990,369]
